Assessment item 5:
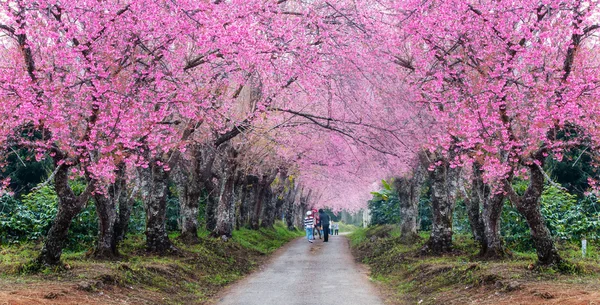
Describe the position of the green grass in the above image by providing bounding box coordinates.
[232,221,304,254]
[338,222,359,233]
[349,227,367,247]
[349,226,600,304]
[0,220,303,304]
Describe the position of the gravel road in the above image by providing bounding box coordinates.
[216,234,385,305]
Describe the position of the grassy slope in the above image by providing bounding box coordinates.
[0,221,303,304]
[350,225,600,305]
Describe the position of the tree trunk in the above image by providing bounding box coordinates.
[463,164,507,258]
[421,152,459,254]
[261,189,276,228]
[250,184,264,230]
[463,164,485,248]
[178,187,201,243]
[213,145,238,237]
[173,144,216,243]
[114,193,133,246]
[481,193,505,258]
[239,175,258,229]
[214,171,236,237]
[250,172,275,229]
[37,163,93,266]
[140,159,175,253]
[94,194,118,258]
[284,183,298,230]
[509,163,562,266]
[295,188,311,229]
[396,162,425,244]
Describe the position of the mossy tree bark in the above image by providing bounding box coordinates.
[420,151,459,254]
[395,162,425,244]
[284,183,298,230]
[93,162,132,258]
[37,157,93,266]
[139,157,175,253]
[506,159,562,266]
[462,163,507,258]
[262,170,286,229]
[250,170,278,230]
[172,144,216,244]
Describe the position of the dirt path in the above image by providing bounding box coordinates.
[214,234,384,305]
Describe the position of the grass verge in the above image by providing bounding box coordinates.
[0,221,303,305]
[350,226,600,305]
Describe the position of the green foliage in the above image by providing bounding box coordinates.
[0,182,97,249]
[349,227,367,247]
[503,183,600,251]
[127,199,147,234]
[418,183,432,231]
[541,186,600,240]
[0,187,57,244]
[452,199,471,235]
[369,179,401,225]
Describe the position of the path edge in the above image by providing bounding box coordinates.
[202,236,304,305]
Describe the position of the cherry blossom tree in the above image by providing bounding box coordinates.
[387,0,600,264]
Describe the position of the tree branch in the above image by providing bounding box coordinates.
[215,121,251,148]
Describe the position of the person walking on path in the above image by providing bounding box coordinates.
[304,211,314,243]
[318,209,330,242]
[314,210,322,240]
[334,222,339,235]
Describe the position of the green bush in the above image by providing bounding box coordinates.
[0,187,57,244]
[502,183,600,252]
[0,183,98,250]
[369,180,401,225]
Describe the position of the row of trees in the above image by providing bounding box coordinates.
[0,0,365,266]
[2,0,600,269]
[370,148,600,257]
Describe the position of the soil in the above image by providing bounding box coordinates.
[432,281,600,305]
[351,232,600,305]
[0,281,152,305]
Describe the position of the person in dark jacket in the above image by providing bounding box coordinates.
[318,209,331,242]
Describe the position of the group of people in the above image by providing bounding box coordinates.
[303,209,339,243]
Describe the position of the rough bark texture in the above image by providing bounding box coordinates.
[171,162,201,243]
[481,192,505,258]
[139,159,174,253]
[421,152,459,254]
[214,172,236,237]
[114,191,133,246]
[462,163,507,258]
[292,187,310,229]
[261,188,276,228]
[284,184,298,230]
[262,170,288,229]
[250,170,278,229]
[259,171,279,228]
[508,162,562,266]
[238,175,258,229]
[93,163,130,258]
[173,144,217,243]
[213,146,238,237]
[395,162,425,244]
[94,194,118,258]
[462,167,485,248]
[37,162,93,266]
